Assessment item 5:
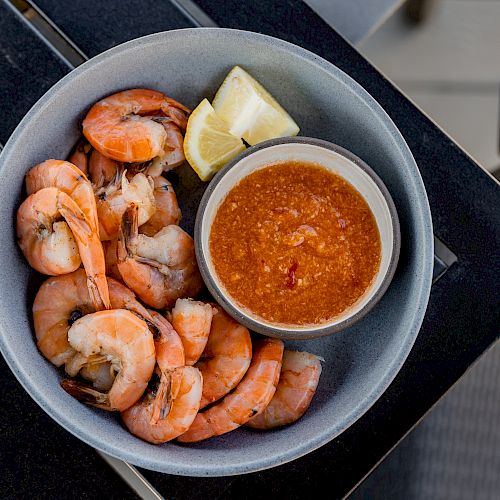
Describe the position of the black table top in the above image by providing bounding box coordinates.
[0,1,498,498]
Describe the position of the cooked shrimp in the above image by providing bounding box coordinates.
[122,365,202,444]
[74,287,184,389]
[145,121,186,176]
[246,351,322,429]
[102,238,122,281]
[17,187,109,309]
[169,299,213,366]
[95,166,155,241]
[68,139,91,175]
[18,189,80,275]
[177,338,284,443]
[195,306,252,408]
[121,311,189,434]
[25,159,99,237]
[24,160,109,308]
[117,309,186,421]
[88,147,119,189]
[147,309,185,372]
[117,204,203,309]
[61,309,155,411]
[131,224,194,265]
[33,269,95,367]
[82,89,190,163]
[33,269,155,377]
[139,176,181,236]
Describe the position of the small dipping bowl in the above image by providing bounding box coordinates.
[195,137,400,339]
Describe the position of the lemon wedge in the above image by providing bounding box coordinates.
[184,98,246,181]
[212,66,300,145]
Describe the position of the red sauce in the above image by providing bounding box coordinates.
[209,161,381,326]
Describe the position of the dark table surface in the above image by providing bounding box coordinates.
[0,1,498,498]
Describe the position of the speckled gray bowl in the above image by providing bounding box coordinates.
[0,28,433,476]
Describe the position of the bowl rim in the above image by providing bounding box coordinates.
[0,27,433,476]
[195,136,401,339]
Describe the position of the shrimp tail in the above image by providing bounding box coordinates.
[118,204,139,260]
[57,197,93,239]
[87,276,110,312]
[161,98,191,130]
[151,371,172,424]
[117,203,137,274]
[61,379,110,409]
[58,194,111,311]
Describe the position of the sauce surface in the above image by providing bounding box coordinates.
[209,161,381,326]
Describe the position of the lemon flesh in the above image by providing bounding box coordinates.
[184,98,246,182]
[212,66,300,145]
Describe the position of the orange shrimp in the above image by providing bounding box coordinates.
[17,187,109,309]
[117,204,203,309]
[82,89,190,163]
[33,269,95,368]
[17,189,81,275]
[102,238,122,281]
[67,139,91,175]
[122,365,202,444]
[61,309,155,411]
[246,351,322,429]
[195,306,252,408]
[145,121,186,176]
[120,307,194,439]
[25,159,99,234]
[94,165,155,241]
[146,309,185,372]
[139,176,181,236]
[88,149,178,240]
[34,270,166,393]
[88,147,120,189]
[177,338,284,443]
[24,160,109,308]
[73,285,182,392]
[33,269,155,375]
[85,143,180,240]
[169,299,214,365]
[121,309,185,421]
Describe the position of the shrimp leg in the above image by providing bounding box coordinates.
[117,204,203,309]
[195,306,252,408]
[122,366,202,444]
[61,309,155,411]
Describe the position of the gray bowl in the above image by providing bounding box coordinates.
[0,28,433,476]
[195,137,401,339]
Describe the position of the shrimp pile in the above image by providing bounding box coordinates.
[18,87,323,446]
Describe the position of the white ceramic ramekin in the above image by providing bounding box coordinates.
[195,137,400,339]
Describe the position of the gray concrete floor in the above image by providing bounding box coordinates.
[359,0,500,174]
